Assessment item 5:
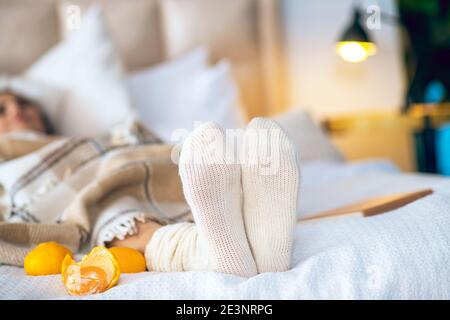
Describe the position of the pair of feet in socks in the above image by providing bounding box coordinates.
[178,117,300,277]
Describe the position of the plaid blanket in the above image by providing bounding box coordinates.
[0,122,192,266]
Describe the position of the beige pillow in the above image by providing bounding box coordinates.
[0,0,60,74]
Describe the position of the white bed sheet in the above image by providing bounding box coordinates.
[1,159,449,300]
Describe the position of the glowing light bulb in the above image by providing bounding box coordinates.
[336,41,377,63]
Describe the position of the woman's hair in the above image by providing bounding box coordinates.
[0,89,55,134]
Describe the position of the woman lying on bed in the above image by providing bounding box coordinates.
[0,90,299,278]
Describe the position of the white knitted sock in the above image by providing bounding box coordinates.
[242,117,300,273]
[177,122,257,277]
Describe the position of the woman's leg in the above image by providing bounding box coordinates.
[106,220,162,253]
[106,219,213,272]
[111,122,257,277]
[242,118,300,273]
[107,119,299,275]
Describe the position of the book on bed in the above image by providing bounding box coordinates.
[299,189,433,223]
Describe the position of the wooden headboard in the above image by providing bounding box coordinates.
[0,0,288,119]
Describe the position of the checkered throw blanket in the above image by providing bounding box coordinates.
[0,122,192,266]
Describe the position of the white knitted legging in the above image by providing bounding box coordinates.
[145,222,215,272]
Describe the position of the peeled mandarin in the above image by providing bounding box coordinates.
[61,246,120,295]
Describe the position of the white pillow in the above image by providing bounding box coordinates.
[128,47,208,87]
[0,76,65,128]
[273,108,344,163]
[24,5,134,137]
[127,51,243,142]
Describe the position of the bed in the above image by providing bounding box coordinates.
[1,159,450,299]
[1,0,450,300]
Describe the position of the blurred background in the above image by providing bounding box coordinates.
[284,0,450,174]
[1,0,450,174]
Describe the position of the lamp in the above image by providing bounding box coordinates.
[336,8,377,63]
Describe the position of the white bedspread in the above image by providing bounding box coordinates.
[2,159,450,299]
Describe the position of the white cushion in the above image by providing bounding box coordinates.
[273,108,344,163]
[127,50,244,142]
[0,76,65,128]
[127,47,208,97]
[25,5,134,137]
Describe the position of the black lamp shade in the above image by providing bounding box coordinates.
[339,8,373,43]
